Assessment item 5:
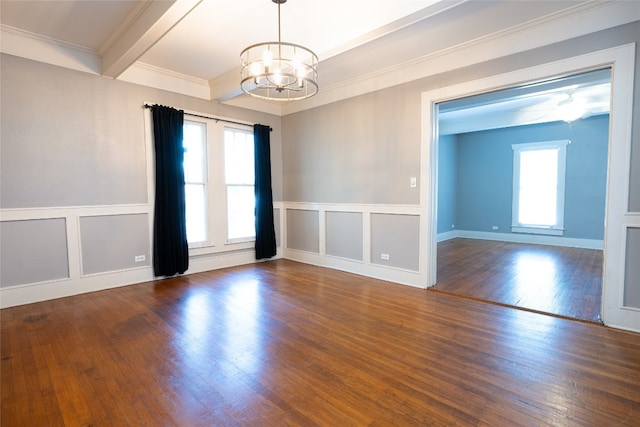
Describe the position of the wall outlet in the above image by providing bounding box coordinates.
[381,253,390,260]
[134,255,146,262]
[492,226,499,230]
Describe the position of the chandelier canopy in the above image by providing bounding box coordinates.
[240,0,319,101]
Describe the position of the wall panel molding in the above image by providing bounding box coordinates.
[282,202,427,288]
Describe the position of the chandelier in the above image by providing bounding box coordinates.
[240,0,319,101]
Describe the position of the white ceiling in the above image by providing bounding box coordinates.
[1,0,630,127]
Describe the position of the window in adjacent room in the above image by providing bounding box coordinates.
[511,140,569,236]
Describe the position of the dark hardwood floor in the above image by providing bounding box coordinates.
[435,238,603,322]
[3,259,638,426]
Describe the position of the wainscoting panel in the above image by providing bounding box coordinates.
[326,211,363,261]
[624,227,640,309]
[283,203,426,288]
[0,218,69,287]
[286,209,320,253]
[370,213,420,271]
[80,214,151,275]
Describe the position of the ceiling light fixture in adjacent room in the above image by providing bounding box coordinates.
[556,93,587,122]
[240,0,319,101]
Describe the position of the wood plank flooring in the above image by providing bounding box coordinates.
[435,238,603,322]
[3,259,639,426]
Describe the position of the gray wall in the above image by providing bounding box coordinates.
[80,214,151,275]
[282,88,421,204]
[1,53,283,290]
[1,54,283,209]
[370,214,420,271]
[282,22,640,207]
[0,219,69,287]
[625,228,640,309]
[326,211,363,261]
[282,21,639,293]
[286,209,319,253]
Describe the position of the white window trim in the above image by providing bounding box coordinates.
[183,120,209,248]
[183,118,255,254]
[511,139,569,236]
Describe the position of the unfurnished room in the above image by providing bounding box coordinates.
[1,1,640,425]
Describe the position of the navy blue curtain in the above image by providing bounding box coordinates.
[151,105,189,276]
[254,124,277,260]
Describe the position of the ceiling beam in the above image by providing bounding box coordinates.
[209,67,245,102]
[100,0,202,79]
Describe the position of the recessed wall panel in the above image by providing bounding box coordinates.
[623,228,640,309]
[286,209,319,253]
[274,208,281,248]
[80,214,150,275]
[326,211,363,261]
[0,218,69,287]
[371,213,420,271]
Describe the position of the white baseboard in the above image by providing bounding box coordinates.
[283,248,426,289]
[437,230,603,250]
[437,230,457,242]
[0,247,283,309]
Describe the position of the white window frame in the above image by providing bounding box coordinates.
[183,120,210,247]
[181,117,255,255]
[223,127,256,244]
[511,139,569,236]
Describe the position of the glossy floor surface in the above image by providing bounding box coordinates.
[435,238,603,322]
[2,260,638,426]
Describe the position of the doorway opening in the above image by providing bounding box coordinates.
[431,68,610,323]
[421,44,636,331]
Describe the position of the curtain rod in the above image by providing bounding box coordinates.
[144,104,271,131]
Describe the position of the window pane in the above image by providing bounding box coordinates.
[185,183,207,244]
[224,129,254,185]
[227,185,255,240]
[183,122,206,183]
[518,149,558,226]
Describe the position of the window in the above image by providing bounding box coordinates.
[181,118,254,250]
[183,121,208,245]
[511,140,568,236]
[224,128,255,242]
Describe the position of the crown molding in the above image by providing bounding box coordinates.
[0,24,100,75]
[2,1,637,116]
[118,62,210,99]
[279,0,640,116]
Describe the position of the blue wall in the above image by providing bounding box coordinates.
[437,134,457,234]
[438,115,609,240]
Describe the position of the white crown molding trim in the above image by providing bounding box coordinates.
[3,2,637,115]
[118,61,210,100]
[316,0,468,62]
[280,0,640,115]
[0,24,100,75]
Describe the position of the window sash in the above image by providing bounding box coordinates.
[511,140,568,236]
[224,127,256,242]
[181,119,255,249]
